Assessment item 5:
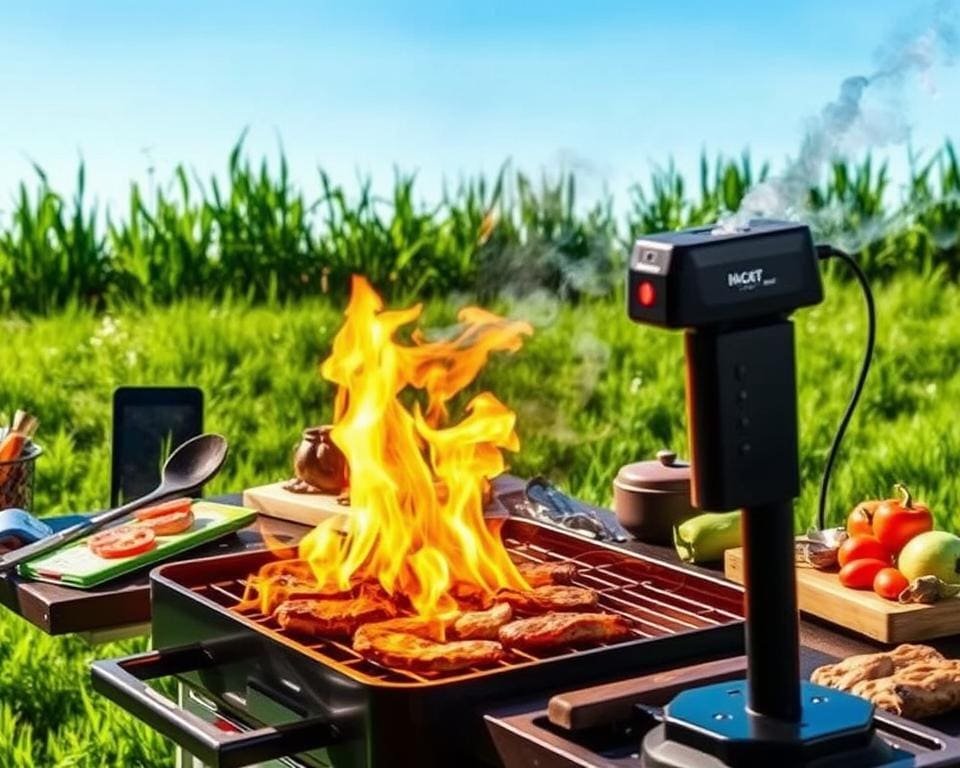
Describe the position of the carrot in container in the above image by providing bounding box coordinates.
[0,410,39,485]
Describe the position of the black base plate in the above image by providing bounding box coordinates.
[641,681,901,768]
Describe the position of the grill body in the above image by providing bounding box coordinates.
[102,520,745,767]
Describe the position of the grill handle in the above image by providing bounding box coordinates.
[90,645,340,768]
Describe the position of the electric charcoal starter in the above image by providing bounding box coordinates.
[628,220,892,767]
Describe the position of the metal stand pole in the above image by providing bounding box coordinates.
[741,502,801,722]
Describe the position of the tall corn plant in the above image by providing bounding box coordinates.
[0,166,107,313]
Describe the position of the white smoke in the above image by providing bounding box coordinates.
[716,1,959,234]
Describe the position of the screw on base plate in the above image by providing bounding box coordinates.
[641,681,899,768]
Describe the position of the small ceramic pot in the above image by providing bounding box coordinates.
[292,426,348,494]
[613,450,697,544]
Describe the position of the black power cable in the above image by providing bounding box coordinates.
[814,244,876,531]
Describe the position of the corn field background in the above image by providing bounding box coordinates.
[1,138,959,315]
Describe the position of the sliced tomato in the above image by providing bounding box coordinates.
[89,526,157,559]
[134,498,193,521]
[136,508,194,536]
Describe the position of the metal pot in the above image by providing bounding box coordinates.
[613,450,697,544]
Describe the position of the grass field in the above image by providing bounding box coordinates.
[2,272,960,764]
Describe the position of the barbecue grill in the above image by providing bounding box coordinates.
[91,518,744,767]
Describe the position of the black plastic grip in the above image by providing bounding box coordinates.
[90,645,339,768]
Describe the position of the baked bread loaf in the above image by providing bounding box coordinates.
[811,644,960,719]
[850,660,960,718]
[810,644,943,691]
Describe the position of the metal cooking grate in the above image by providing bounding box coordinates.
[189,524,743,687]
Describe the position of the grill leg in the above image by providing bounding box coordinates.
[176,684,207,768]
[741,502,801,722]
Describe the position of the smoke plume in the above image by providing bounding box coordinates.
[717,1,959,233]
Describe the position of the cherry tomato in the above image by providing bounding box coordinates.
[89,526,156,559]
[873,484,933,555]
[873,567,910,601]
[846,501,878,538]
[837,534,891,568]
[136,509,194,536]
[134,498,193,521]
[839,558,889,590]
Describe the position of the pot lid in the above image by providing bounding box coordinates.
[614,450,690,493]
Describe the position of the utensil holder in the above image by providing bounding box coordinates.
[0,442,42,511]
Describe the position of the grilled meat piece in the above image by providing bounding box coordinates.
[275,590,398,638]
[258,575,340,616]
[353,616,441,648]
[452,603,513,640]
[496,585,598,614]
[449,582,494,610]
[354,617,504,673]
[516,561,577,588]
[499,612,632,651]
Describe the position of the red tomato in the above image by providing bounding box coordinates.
[134,498,193,521]
[136,509,194,536]
[846,501,878,538]
[837,535,891,568]
[839,558,889,590]
[873,567,909,601]
[89,526,156,559]
[873,484,933,555]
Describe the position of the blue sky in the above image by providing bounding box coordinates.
[0,1,957,216]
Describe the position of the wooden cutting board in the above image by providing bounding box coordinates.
[243,476,517,528]
[242,482,351,527]
[724,547,960,644]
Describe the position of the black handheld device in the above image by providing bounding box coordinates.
[628,219,823,511]
[629,221,890,767]
[111,387,204,507]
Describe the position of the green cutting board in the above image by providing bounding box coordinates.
[19,501,257,588]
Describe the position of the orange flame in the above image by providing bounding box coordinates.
[253,276,533,620]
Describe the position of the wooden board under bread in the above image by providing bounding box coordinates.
[242,482,351,527]
[724,547,960,644]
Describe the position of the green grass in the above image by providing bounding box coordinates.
[2,273,960,764]
[1,139,959,314]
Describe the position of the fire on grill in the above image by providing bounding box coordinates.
[238,276,634,673]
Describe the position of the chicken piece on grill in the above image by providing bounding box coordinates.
[452,603,513,640]
[256,574,347,616]
[516,561,577,588]
[274,589,398,639]
[353,617,503,673]
[496,585,598,614]
[449,581,494,610]
[498,612,632,652]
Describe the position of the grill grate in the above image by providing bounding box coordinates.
[189,523,742,687]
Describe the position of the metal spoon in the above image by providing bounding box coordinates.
[0,433,229,573]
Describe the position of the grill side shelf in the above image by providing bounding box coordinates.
[90,643,341,768]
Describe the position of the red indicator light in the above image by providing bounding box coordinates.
[638,281,656,307]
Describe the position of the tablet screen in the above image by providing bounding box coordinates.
[112,389,203,506]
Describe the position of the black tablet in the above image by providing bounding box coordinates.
[111,387,204,506]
